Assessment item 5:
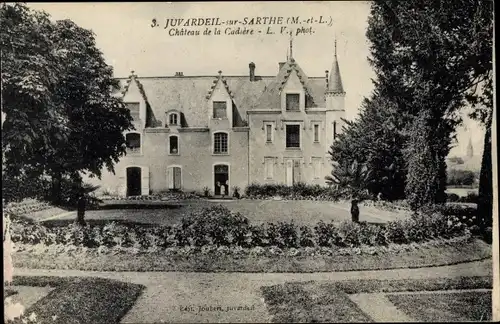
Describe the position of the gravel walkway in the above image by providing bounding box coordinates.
[14,259,492,323]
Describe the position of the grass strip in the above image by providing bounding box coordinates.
[261,276,492,323]
[387,291,492,322]
[9,276,145,324]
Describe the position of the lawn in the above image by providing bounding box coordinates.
[387,291,492,322]
[261,276,492,323]
[8,276,145,324]
[39,199,408,226]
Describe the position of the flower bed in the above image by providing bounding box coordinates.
[243,183,342,201]
[3,199,54,216]
[99,190,201,201]
[8,205,470,251]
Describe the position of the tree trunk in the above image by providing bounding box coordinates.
[77,196,86,226]
[51,171,62,205]
[351,199,360,223]
[477,124,492,233]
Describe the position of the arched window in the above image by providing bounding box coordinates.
[213,132,228,154]
[169,113,178,126]
[169,135,179,155]
[125,132,141,154]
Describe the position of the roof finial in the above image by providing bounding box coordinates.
[289,30,293,59]
[334,33,337,57]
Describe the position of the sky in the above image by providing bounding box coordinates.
[28,1,485,157]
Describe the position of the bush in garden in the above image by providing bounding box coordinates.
[446,192,460,202]
[358,223,387,246]
[181,204,250,246]
[384,220,408,244]
[337,221,361,247]
[447,169,476,186]
[299,225,315,247]
[246,224,268,247]
[314,221,341,247]
[277,221,299,248]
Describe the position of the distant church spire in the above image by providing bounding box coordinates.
[466,137,474,158]
[327,35,344,94]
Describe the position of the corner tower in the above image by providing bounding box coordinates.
[325,38,346,151]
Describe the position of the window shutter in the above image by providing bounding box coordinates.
[166,167,174,189]
[141,166,150,195]
[174,167,182,189]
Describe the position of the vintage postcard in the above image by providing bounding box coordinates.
[2,1,497,323]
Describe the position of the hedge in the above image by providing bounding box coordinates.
[244,183,343,201]
[7,205,470,250]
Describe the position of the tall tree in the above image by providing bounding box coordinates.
[1,4,133,217]
[366,0,493,210]
[329,95,407,201]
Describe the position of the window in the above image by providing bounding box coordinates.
[286,125,300,148]
[265,158,274,179]
[125,102,140,120]
[266,124,273,143]
[286,93,300,111]
[314,124,319,143]
[213,101,227,119]
[125,133,141,154]
[213,132,228,154]
[333,121,337,140]
[169,135,179,155]
[169,113,178,125]
[312,157,322,179]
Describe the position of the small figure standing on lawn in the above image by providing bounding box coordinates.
[351,199,360,223]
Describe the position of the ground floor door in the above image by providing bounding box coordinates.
[167,166,182,190]
[285,159,301,185]
[126,167,142,196]
[214,164,229,196]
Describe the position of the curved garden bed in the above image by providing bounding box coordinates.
[12,236,491,272]
[6,204,491,272]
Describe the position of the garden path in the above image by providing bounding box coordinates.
[14,259,492,323]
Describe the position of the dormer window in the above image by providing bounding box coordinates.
[286,94,300,111]
[169,113,178,126]
[125,102,140,120]
[213,101,227,119]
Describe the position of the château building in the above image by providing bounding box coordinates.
[92,38,348,196]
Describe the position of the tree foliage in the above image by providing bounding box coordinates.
[365,0,493,209]
[328,96,406,200]
[1,3,133,203]
[325,160,373,201]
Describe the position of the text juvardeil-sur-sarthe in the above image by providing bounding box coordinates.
[153,16,315,29]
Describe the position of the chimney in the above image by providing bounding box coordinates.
[325,70,329,90]
[279,62,286,71]
[249,62,256,81]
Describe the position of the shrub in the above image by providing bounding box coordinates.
[298,225,315,247]
[182,205,250,246]
[337,221,361,247]
[447,169,476,186]
[385,220,408,244]
[8,204,471,252]
[446,193,460,202]
[314,221,340,247]
[244,183,342,201]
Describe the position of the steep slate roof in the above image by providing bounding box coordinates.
[117,66,328,127]
[327,40,344,94]
[256,58,325,109]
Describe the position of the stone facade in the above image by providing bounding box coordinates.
[90,40,347,196]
